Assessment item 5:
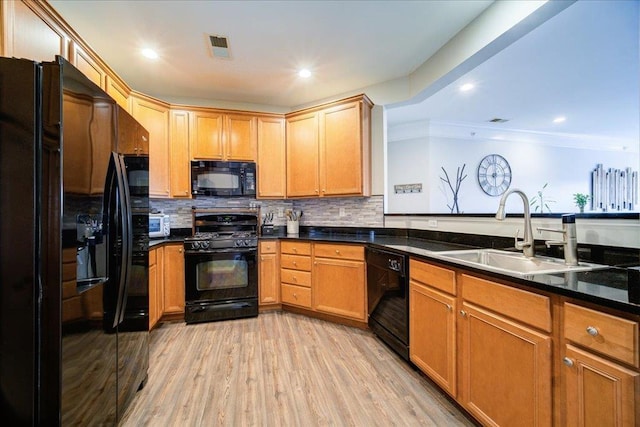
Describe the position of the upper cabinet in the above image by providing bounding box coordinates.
[69,41,106,89]
[190,109,257,161]
[130,92,170,198]
[285,95,372,198]
[169,109,191,198]
[117,107,148,156]
[257,115,286,199]
[1,0,69,60]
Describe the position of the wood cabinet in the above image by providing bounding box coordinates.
[257,115,286,198]
[280,241,312,308]
[130,92,170,197]
[409,260,457,397]
[458,274,552,427]
[285,95,372,198]
[312,243,365,321]
[190,109,257,161]
[259,241,280,307]
[148,246,164,330]
[561,302,639,426]
[69,40,106,89]
[1,0,69,61]
[106,75,131,112]
[169,110,191,198]
[162,243,185,317]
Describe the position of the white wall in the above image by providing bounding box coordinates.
[387,123,636,214]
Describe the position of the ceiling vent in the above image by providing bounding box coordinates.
[208,35,231,59]
[488,118,509,123]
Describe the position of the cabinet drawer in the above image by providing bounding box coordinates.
[62,280,77,300]
[62,296,83,323]
[281,268,311,288]
[62,247,76,263]
[461,274,551,332]
[314,243,364,261]
[564,302,639,367]
[280,241,311,255]
[410,259,456,295]
[281,284,311,308]
[260,240,278,254]
[280,254,311,271]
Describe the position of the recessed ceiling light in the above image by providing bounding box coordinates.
[460,83,474,92]
[553,116,566,123]
[142,48,159,59]
[298,69,311,78]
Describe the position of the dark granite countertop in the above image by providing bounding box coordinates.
[264,227,640,315]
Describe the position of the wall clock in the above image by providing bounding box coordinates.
[477,154,512,196]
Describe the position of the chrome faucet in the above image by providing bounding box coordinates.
[536,214,579,266]
[495,189,535,258]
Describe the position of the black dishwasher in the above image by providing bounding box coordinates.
[366,247,409,361]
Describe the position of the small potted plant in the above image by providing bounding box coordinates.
[573,193,589,213]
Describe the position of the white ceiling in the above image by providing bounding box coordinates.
[386,0,640,151]
[49,0,493,109]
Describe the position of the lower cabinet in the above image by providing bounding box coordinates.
[163,243,185,317]
[259,241,280,308]
[279,241,366,323]
[561,302,640,427]
[312,243,365,321]
[409,260,457,397]
[148,246,163,330]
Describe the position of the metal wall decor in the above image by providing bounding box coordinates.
[591,164,638,211]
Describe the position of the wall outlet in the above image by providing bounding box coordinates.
[277,207,284,218]
[339,207,346,217]
[428,219,438,227]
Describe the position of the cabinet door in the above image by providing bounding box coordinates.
[286,112,319,197]
[62,94,93,194]
[410,281,457,397]
[319,101,362,196]
[257,116,286,198]
[564,345,639,427]
[131,95,170,197]
[163,244,185,316]
[313,257,365,320]
[191,111,224,159]
[259,252,280,305]
[69,41,106,89]
[459,302,552,427]
[148,255,158,330]
[169,110,191,198]
[3,0,68,61]
[106,75,130,112]
[226,114,257,161]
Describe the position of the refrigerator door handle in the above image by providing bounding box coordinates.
[116,154,132,325]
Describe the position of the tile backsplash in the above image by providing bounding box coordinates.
[150,195,384,229]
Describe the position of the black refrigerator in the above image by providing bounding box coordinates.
[0,56,149,425]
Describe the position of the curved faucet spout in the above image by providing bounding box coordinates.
[495,189,535,258]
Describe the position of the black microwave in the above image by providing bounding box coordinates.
[191,161,256,197]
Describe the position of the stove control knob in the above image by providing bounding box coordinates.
[192,241,200,249]
[201,241,210,249]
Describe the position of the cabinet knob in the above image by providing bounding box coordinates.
[293,293,298,299]
[459,310,467,317]
[315,189,319,194]
[445,304,452,311]
[563,357,574,368]
[293,261,297,266]
[335,250,340,254]
[292,276,297,282]
[586,326,599,337]
[179,249,183,253]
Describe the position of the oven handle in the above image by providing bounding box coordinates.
[184,247,257,255]
[189,301,253,313]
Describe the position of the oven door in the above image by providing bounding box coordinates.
[185,248,257,303]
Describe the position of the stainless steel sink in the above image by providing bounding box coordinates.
[432,249,607,277]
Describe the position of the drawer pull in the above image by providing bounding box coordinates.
[292,276,297,282]
[293,261,297,266]
[563,357,574,368]
[459,310,467,317]
[586,326,599,337]
[335,250,340,254]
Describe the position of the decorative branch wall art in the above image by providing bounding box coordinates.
[591,164,638,211]
[440,164,467,214]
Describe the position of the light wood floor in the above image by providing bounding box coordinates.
[120,311,475,426]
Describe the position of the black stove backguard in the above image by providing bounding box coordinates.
[184,209,259,324]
